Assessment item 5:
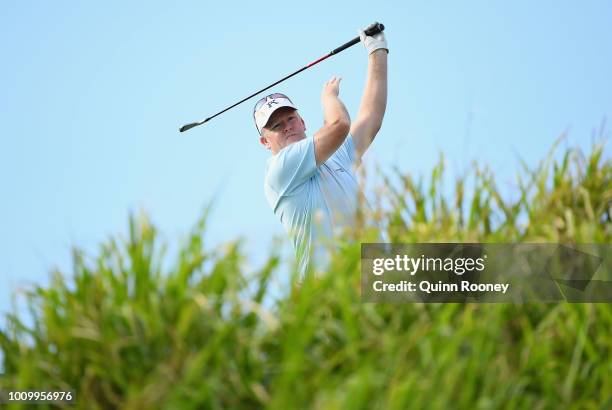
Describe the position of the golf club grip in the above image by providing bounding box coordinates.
[365,22,385,37]
[330,22,385,55]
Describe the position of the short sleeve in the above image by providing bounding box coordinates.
[266,138,317,196]
[332,134,360,169]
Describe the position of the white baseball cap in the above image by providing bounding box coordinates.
[253,93,297,134]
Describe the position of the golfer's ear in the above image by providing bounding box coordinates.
[259,135,268,148]
[301,118,306,131]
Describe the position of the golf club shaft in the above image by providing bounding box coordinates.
[179,22,385,133]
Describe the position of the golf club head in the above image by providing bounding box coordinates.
[179,120,207,133]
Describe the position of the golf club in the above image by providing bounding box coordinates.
[179,22,385,133]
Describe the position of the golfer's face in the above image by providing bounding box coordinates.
[262,108,306,153]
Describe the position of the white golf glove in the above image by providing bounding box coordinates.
[359,23,388,55]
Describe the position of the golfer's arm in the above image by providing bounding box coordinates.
[351,50,388,157]
[313,95,350,166]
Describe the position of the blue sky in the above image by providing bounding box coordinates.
[1,1,610,314]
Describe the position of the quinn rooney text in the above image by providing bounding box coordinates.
[373,280,510,294]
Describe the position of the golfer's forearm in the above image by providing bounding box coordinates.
[322,95,350,127]
[358,51,387,128]
[314,96,350,165]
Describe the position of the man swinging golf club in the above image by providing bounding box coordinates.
[254,24,388,276]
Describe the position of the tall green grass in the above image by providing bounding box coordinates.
[1,141,610,409]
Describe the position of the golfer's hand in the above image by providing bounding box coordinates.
[359,23,388,55]
[321,75,341,98]
[321,75,348,126]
